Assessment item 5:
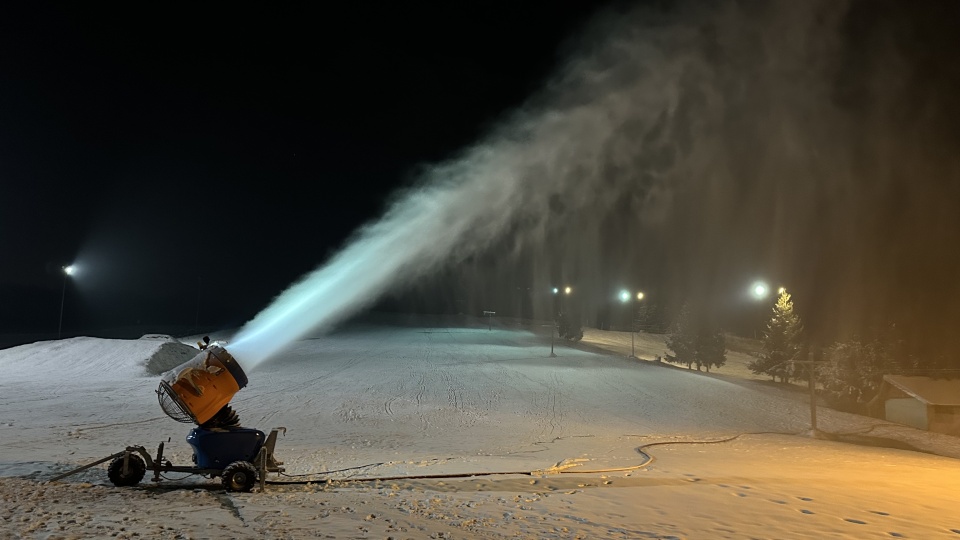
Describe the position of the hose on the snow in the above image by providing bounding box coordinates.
[262,430,812,486]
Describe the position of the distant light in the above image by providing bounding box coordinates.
[778,287,787,295]
[564,286,572,295]
[619,290,630,303]
[637,292,644,301]
[751,281,769,299]
[63,265,76,276]
[552,287,559,294]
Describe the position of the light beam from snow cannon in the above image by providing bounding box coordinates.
[156,340,248,427]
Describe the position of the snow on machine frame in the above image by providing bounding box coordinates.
[51,338,286,492]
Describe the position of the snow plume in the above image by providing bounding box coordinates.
[231,0,960,369]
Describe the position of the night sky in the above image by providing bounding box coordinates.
[3,1,960,364]
[0,2,603,337]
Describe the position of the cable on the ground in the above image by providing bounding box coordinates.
[263,430,815,486]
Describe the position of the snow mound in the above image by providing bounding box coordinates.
[143,340,200,375]
[139,334,174,341]
[0,335,198,382]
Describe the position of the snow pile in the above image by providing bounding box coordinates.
[142,338,201,375]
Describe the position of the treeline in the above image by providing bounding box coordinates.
[664,290,949,413]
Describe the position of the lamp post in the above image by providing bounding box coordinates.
[58,265,75,339]
[749,281,771,339]
[554,286,571,315]
[620,290,645,359]
[552,285,575,341]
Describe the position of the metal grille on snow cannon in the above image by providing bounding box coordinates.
[156,344,248,426]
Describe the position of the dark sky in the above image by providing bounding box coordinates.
[3,1,960,363]
[0,2,606,336]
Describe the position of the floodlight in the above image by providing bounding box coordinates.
[751,281,769,299]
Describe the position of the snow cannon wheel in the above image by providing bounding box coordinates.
[221,461,258,492]
[107,454,146,487]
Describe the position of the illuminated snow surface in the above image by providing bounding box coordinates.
[2,322,960,539]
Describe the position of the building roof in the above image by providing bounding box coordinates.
[883,375,960,407]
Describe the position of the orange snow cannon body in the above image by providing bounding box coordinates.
[157,345,248,426]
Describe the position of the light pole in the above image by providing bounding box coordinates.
[620,290,645,359]
[548,287,560,356]
[554,286,571,316]
[749,281,771,338]
[553,286,574,340]
[58,265,75,339]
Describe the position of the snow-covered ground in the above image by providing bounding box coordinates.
[2,322,959,539]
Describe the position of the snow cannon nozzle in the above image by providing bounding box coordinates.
[156,344,248,427]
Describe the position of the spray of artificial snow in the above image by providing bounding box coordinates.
[229,0,958,369]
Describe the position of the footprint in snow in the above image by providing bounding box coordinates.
[845,519,867,525]
[870,511,890,516]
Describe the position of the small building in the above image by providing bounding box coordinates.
[877,375,960,437]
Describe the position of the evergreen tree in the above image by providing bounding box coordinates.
[666,302,727,371]
[666,303,696,368]
[748,290,803,382]
[695,327,727,372]
[818,329,913,412]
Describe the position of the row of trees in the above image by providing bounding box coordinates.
[664,290,919,412]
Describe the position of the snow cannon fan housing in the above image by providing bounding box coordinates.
[157,345,248,425]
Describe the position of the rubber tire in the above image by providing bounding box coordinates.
[221,461,258,492]
[107,454,146,487]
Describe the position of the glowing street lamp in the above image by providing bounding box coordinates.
[619,289,645,358]
[564,286,572,295]
[59,265,75,339]
[751,281,770,300]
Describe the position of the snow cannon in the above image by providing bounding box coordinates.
[50,338,286,492]
[156,343,248,427]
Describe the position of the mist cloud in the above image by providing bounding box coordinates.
[230,0,960,368]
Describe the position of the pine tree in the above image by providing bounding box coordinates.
[695,327,727,372]
[666,303,696,368]
[748,290,803,382]
[666,302,727,371]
